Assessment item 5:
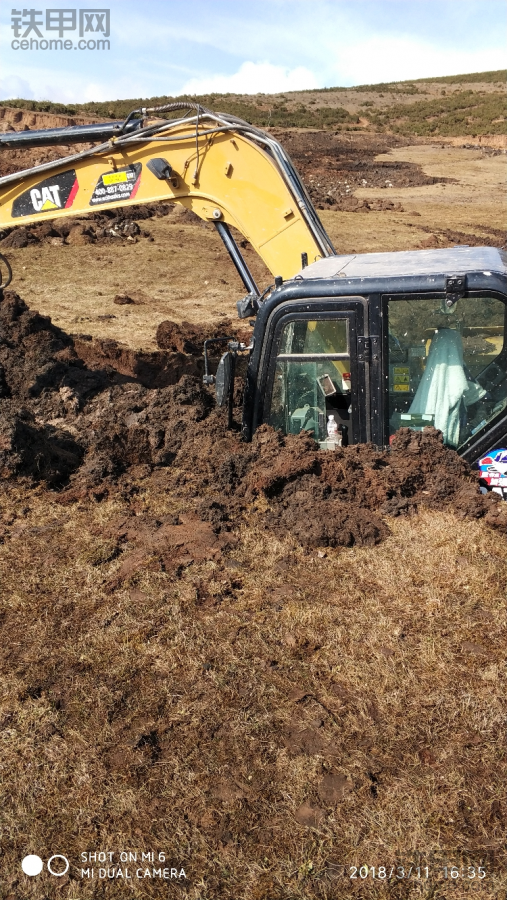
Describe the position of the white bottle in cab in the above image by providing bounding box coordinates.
[327,414,339,442]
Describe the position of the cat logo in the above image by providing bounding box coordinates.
[12,169,78,218]
[30,184,62,212]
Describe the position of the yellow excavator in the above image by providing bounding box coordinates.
[0,102,506,483]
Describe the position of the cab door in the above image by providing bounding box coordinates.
[259,301,368,446]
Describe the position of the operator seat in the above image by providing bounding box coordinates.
[408,327,484,447]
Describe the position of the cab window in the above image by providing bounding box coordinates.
[387,295,507,449]
[268,318,352,446]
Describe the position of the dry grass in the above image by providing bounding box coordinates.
[1,474,506,898]
[354,144,507,222]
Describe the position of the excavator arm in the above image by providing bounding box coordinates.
[0,102,335,284]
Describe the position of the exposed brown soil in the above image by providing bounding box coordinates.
[414,222,507,250]
[271,131,457,211]
[0,104,103,131]
[155,317,250,354]
[0,290,239,486]
[2,289,506,556]
[0,139,95,181]
[0,201,195,249]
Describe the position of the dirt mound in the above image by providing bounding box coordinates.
[416,223,506,251]
[1,290,506,546]
[166,424,507,551]
[0,290,101,400]
[75,421,507,593]
[0,201,177,249]
[0,406,84,484]
[72,335,206,387]
[0,289,215,485]
[156,318,250,353]
[0,201,207,252]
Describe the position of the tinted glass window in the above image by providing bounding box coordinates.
[279,319,348,355]
[387,295,507,448]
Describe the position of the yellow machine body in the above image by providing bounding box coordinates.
[0,121,325,280]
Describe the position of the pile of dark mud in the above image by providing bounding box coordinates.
[168,423,507,548]
[0,290,241,486]
[1,289,506,550]
[155,317,249,354]
[0,201,203,249]
[72,314,249,384]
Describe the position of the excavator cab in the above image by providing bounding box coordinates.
[242,247,507,467]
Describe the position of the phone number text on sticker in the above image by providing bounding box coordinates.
[90,164,142,205]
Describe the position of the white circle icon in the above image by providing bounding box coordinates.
[47,855,69,877]
[21,855,43,876]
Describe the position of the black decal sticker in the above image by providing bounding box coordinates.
[12,170,79,217]
[89,163,142,206]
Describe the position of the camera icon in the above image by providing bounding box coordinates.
[22,854,69,876]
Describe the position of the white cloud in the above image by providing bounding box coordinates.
[329,36,507,86]
[0,75,35,100]
[0,65,131,104]
[181,61,319,95]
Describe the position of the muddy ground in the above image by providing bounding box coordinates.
[1,123,507,900]
[0,202,173,250]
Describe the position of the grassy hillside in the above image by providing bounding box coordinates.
[347,69,505,91]
[372,90,506,136]
[415,69,506,84]
[0,95,360,128]
[0,70,505,134]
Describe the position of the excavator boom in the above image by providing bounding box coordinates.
[0,103,334,282]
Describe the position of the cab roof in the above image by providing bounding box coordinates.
[295,246,507,281]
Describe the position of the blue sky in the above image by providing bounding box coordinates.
[0,0,505,103]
